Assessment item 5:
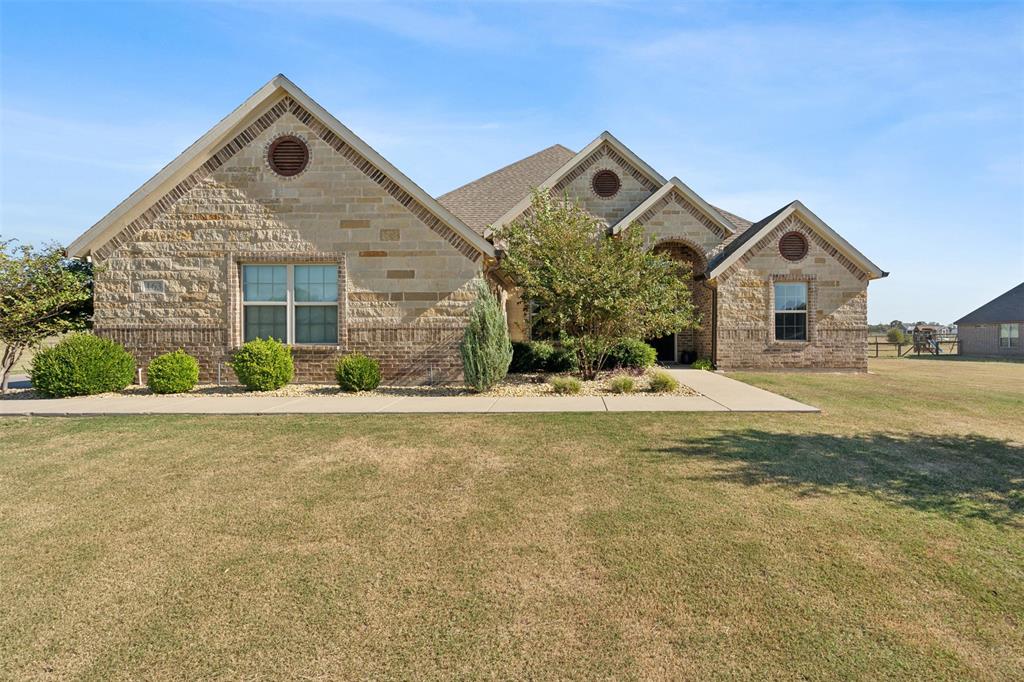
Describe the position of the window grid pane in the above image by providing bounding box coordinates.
[243,265,287,302]
[774,283,808,341]
[775,313,807,341]
[294,265,338,302]
[773,283,807,312]
[244,305,287,342]
[295,305,338,344]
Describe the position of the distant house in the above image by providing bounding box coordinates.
[955,283,1023,357]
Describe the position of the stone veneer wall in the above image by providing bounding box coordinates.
[714,214,870,371]
[554,143,658,227]
[93,97,483,384]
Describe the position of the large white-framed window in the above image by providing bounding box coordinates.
[242,264,338,344]
[999,323,1019,349]
[774,282,808,341]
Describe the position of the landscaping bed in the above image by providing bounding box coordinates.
[1,367,698,400]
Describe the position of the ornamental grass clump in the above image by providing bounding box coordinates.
[550,376,582,395]
[336,353,382,392]
[608,376,635,394]
[146,350,199,394]
[648,370,679,393]
[231,337,293,392]
[460,279,513,392]
[30,333,135,398]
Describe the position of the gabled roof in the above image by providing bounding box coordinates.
[955,282,1024,325]
[488,131,668,232]
[609,177,737,239]
[705,200,887,281]
[68,74,494,259]
[437,144,575,235]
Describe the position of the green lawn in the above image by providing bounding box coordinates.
[1,359,1021,680]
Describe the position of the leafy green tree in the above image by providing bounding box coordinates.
[493,191,697,379]
[886,327,907,344]
[460,278,513,391]
[0,241,92,392]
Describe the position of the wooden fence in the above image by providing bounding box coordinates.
[869,338,960,358]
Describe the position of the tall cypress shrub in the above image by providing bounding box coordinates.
[460,279,513,392]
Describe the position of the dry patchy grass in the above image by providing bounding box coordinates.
[0,359,1021,679]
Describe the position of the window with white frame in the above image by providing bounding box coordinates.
[774,282,808,341]
[999,323,1019,348]
[242,264,338,344]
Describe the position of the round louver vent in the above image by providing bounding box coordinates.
[592,170,621,198]
[779,231,809,261]
[267,136,309,177]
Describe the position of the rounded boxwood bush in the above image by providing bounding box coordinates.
[30,333,136,398]
[336,353,381,392]
[147,350,199,394]
[692,358,714,371]
[510,340,555,373]
[607,338,657,369]
[231,338,293,392]
[546,345,578,373]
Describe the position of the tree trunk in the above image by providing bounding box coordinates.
[1,344,23,394]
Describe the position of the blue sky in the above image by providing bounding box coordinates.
[1,1,1021,323]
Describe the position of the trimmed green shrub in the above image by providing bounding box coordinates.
[460,279,513,392]
[608,376,635,394]
[546,345,579,373]
[231,337,293,392]
[606,338,657,369]
[692,358,714,371]
[336,353,382,392]
[509,340,555,373]
[30,333,135,398]
[648,370,679,393]
[147,350,199,394]
[550,376,582,395]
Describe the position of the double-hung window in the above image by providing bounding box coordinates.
[774,282,808,341]
[999,323,1019,349]
[242,265,338,344]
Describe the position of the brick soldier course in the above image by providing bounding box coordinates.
[69,75,887,383]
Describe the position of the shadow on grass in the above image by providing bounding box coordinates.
[648,431,1023,526]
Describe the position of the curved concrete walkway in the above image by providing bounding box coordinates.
[0,370,817,416]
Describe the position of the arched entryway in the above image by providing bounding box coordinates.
[647,241,711,364]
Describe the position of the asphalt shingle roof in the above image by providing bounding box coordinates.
[437,144,576,235]
[955,282,1024,325]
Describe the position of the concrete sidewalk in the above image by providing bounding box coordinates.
[0,370,817,416]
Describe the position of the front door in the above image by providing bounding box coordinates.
[648,333,676,363]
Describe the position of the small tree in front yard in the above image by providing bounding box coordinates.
[460,278,513,391]
[0,240,92,393]
[493,191,698,379]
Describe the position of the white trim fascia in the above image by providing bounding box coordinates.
[68,74,494,259]
[610,177,736,237]
[706,201,887,281]
[487,131,668,234]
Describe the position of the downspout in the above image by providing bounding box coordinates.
[711,286,718,368]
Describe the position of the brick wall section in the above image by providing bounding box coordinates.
[958,323,1024,357]
[714,215,870,370]
[93,101,482,384]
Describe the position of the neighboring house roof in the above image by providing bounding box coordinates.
[488,131,668,233]
[705,201,888,281]
[68,74,495,259]
[437,144,575,235]
[609,177,737,240]
[955,282,1024,325]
